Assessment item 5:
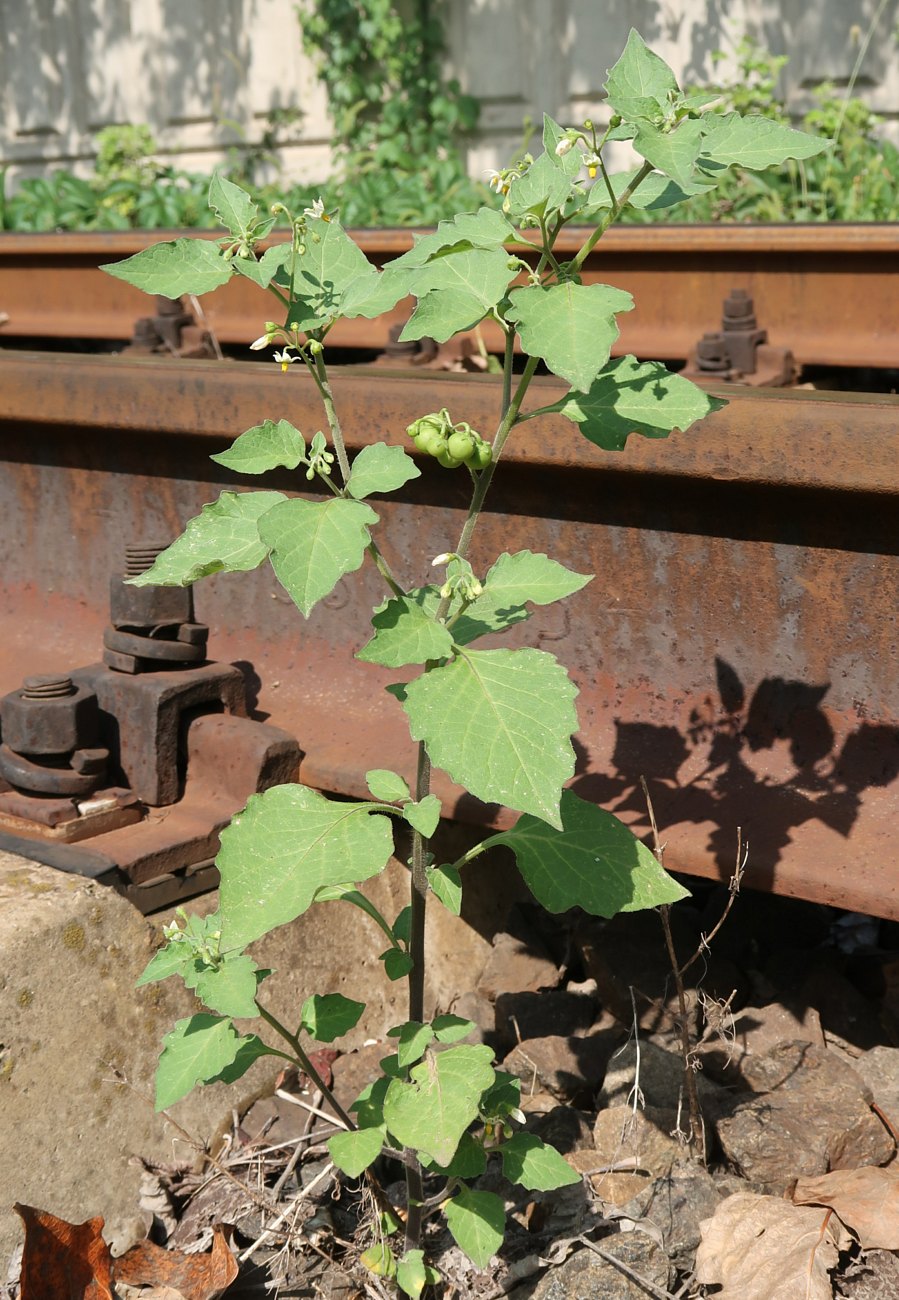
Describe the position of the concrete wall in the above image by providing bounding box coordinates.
[1,0,897,185]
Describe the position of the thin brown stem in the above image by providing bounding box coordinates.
[676,828,746,980]
[640,777,705,1158]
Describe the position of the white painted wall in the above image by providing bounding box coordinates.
[1,0,896,184]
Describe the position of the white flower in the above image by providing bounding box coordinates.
[555,137,574,157]
[303,197,326,220]
[249,333,272,351]
[273,348,300,372]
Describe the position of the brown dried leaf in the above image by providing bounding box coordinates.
[113,1226,238,1300]
[695,1193,838,1300]
[14,1203,114,1300]
[792,1165,899,1250]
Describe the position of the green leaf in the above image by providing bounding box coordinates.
[208,173,257,240]
[328,1125,385,1177]
[346,443,420,500]
[390,1020,435,1067]
[361,1244,397,1279]
[399,287,492,343]
[396,1250,440,1300]
[542,354,727,451]
[421,1131,487,1179]
[210,419,305,475]
[314,883,396,943]
[604,28,679,122]
[445,1189,505,1269]
[453,550,592,646]
[258,497,379,618]
[286,217,382,329]
[232,243,291,289]
[338,266,411,319]
[213,1034,274,1085]
[698,112,830,170]
[543,114,583,177]
[136,941,197,988]
[427,863,462,915]
[365,769,411,802]
[155,1014,263,1110]
[126,491,286,587]
[101,237,232,297]
[300,993,366,1042]
[432,1014,476,1043]
[494,788,690,916]
[382,948,414,981]
[193,954,263,1018]
[403,794,441,838]
[499,1133,580,1190]
[403,647,578,828]
[217,784,394,948]
[383,1044,496,1165]
[478,1070,522,1122]
[633,118,709,193]
[351,1074,391,1129]
[390,208,515,269]
[357,594,454,667]
[507,282,634,392]
[506,153,573,220]
[585,168,712,213]
[397,245,517,343]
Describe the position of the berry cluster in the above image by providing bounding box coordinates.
[406,409,492,470]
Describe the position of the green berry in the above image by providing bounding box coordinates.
[437,447,464,469]
[469,440,492,470]
[416,429,447,457]
[447,429,475,461]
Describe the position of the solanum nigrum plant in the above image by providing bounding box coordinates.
[104,31,826,1289]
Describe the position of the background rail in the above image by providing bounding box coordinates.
[0,352,897,917]
[1,224,897,370]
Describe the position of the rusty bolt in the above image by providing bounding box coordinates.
[0,675,100,757]
[696,332,731,372]
[109,542,193,629]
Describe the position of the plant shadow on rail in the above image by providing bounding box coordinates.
[569,656,899,894]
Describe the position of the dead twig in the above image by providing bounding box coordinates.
[577,1236,680,1299]
[237,1160,335,1262]
[640,778,705,1158]
[676,827,747,980]
[271,1089,323,1199]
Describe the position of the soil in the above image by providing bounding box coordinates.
[4,882,899,1299]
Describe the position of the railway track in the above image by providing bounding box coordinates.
[0,351,896,918]
[1,224,897,371]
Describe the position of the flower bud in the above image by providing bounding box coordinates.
[308,339,324,355]
[609,113,622,128]
[554,137,574,157]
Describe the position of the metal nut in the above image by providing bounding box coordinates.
[0,679,100,756]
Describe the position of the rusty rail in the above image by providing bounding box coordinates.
[0,351,897,917]
[0,225,897,369]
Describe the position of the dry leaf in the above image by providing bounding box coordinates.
[113,1225,238,1300]
[792,1165,899,1250]
[14,1203,114,1300]
[695,1193,838,1300]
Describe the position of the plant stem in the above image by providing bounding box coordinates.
[255,1001,357,1131]
[403,740,431,1252]
[309,350,352,485]
[449,355,540,571]
[570,160,655,271]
